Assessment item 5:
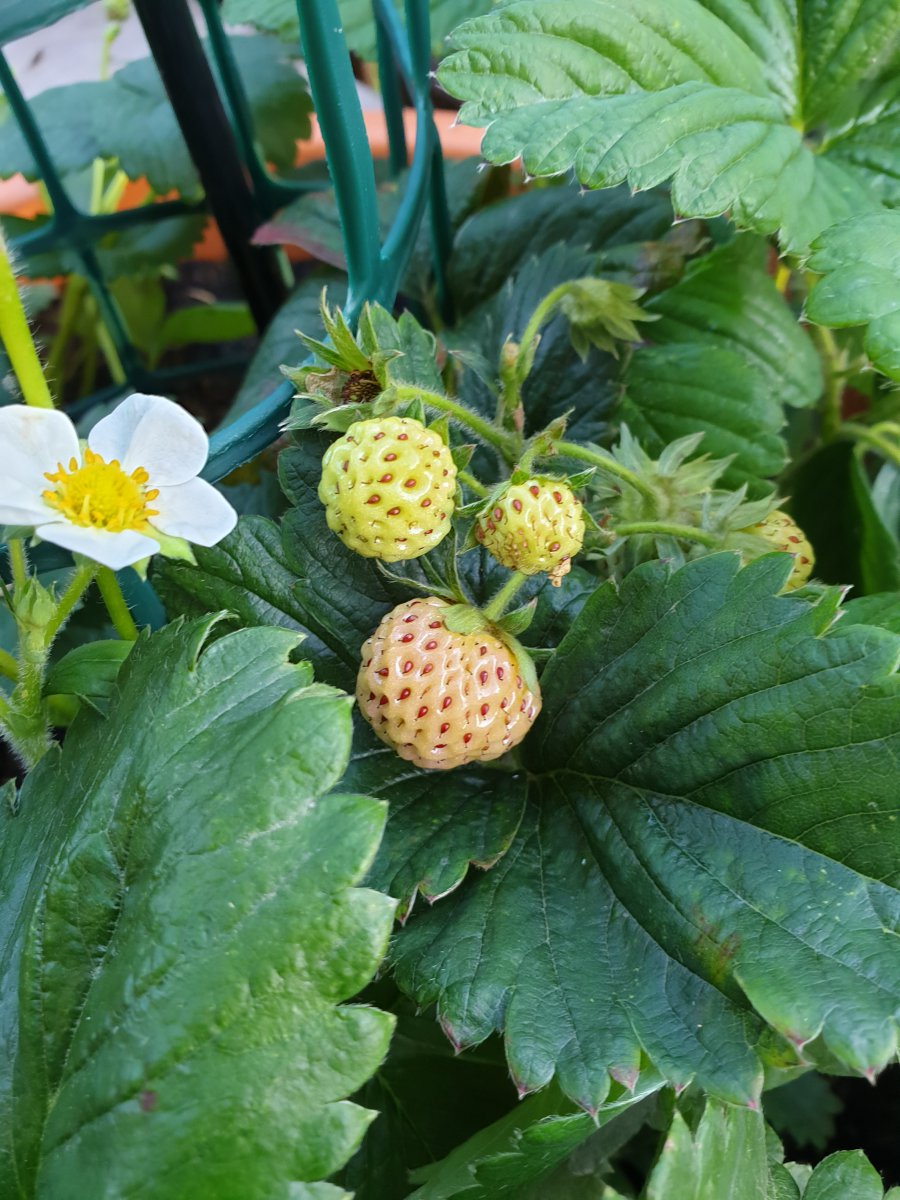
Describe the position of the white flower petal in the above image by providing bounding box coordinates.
[0,406,80,510]
[0,499,56,527]
[36,522,160,570]
[151,477,237,546]
[87,393,209,487]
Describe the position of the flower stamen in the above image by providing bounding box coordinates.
[42,448,159,533]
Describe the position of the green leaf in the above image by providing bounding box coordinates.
[0,0,91,41]
[645,1102,770,1200]
[620,343,788,495]
[790,442,900,594]
[646,237,822,409]
[763,1073,842,1153]
[153,514,347,687]
[391,556,900,1110]
[802,1151,885,1200]
[448,183,673,315]
[410,1080,661,1200]
[338,1009,516,1200]
[0,617,395,1198]
[221,0,497,58]
[842,592,900,635]
[0,35,312,195]
[225,269,345,423]
[438,0,900,253]
[153,302,255,361]
[43,639,132,710]
[345,724,526,918]
[451,243,620,446]
[806,212,900,381]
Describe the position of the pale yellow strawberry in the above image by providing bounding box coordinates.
[475,478,584,585]
[741,510,814,589]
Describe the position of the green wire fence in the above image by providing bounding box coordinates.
[0,0,454,619]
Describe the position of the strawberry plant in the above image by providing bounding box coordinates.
[2,0,900,1197]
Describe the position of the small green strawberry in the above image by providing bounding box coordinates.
[318,416,457,561]
[475,478,585,585]
[739,509,814,589]
[357,597,541,770]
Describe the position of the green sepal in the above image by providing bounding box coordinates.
[400,396,427,425]
[153,533,196,565]
[373,561,457,605]
[454,497,488,521]
[509,467,532,486]
[496,598,537,636]
[441,527,468,605]
[281,395,325,432]
[566,467,597,490]
[451,443,476,470]
[494,629,540,694]
[309,402,373,433]
[456,519,482,553]
[318,290,370,370]
[442,603,489,636]
[428,414,451,446]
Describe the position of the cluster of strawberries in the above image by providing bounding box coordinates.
[318,414,813,772]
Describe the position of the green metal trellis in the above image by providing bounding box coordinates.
[0,0,453,617]
[1,0,451,466]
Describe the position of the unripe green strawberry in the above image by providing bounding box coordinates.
[741,509,814,589]
[475,478,584,585]
[357,597,541,771]
[319,416,457,561]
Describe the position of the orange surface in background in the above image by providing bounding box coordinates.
[0,109,484,271]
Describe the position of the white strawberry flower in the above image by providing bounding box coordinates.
[0,393,237,570]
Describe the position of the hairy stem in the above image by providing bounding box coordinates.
[614,520,719,547]
[97,568,139,640]
[515,283,570,387]
[483,571,527,622]
[458,469,489,498]
[837,423,900,469]
[0,230,54,409]
[388,383,518,459]
[7,539,28,594]
[44,564,96,644]
[554,441,658,504]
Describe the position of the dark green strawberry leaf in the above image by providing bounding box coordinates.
[646,237,822,409]
[0,0,91,41]
[345,723,526,918]
[842,593,900,635]
[409,1078,661,1200]
[644,1101,770,1200]
[451,243,621,448]
[0,617,395,1198]
[789,442,900,595]
[802,1151,885,1200]
[806,212,900,381]
[153,514,346,687]
[620,343,788,495]
[225,268,345,424]
[448,184,673,315]
[339,1009,515,1200]
[764,1074,842,1153]
[0,35,311,195]
[437,0,900,254]
[392,555,900,1110]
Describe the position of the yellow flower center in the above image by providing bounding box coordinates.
[42,449,159,533]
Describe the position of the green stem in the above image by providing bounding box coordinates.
[515,283,570,388]
[483,571,527,622]
[96,320,127,386]
[614,520,719,547]
[0,230,54,408]
[8,540,28,594]
[96,568,139,640]
[44,564,96,644]
[837,423,900,469]
[389,384,518,459]
[554,441,658,504]
[458,470,489,498]
[47,274,88,385]
[0,648,17,681]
